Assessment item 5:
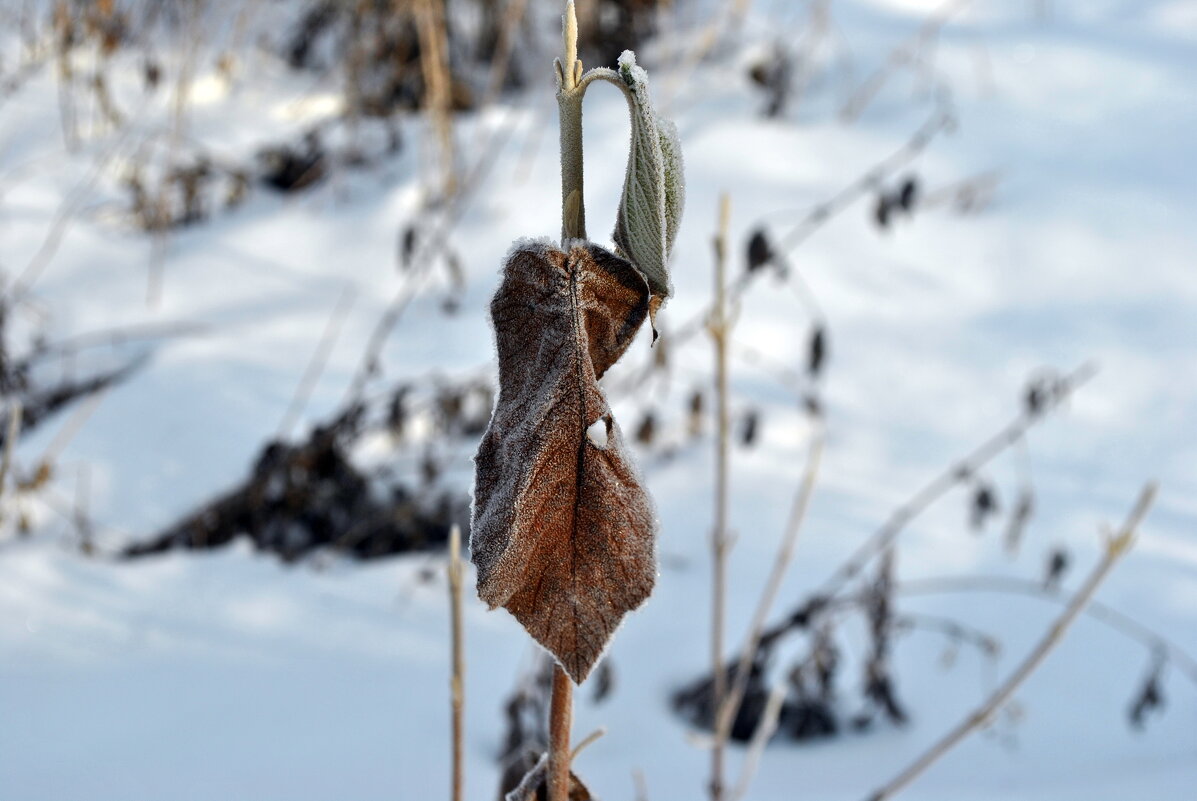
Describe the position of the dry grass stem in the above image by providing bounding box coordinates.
[898,575,1197,687]
[815,362,1097,602]
[708,192,732,801]
[277,285,356,440]
[861,482,1158,801]
[416,0,456,198]
[447,523,465,801]
[715,425,824,747]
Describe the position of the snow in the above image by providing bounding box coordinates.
[1,1,1196,800]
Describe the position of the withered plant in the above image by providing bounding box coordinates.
[469,2,683,797]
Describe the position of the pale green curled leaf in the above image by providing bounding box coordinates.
[657,114,685,263]
[612,50,685,306]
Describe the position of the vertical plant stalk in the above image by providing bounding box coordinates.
[546,5,583,799]
[547,663,574,801]
[716,426,824,761]
[417,0,456,198]
[556,1,586,241]
[862,483,1158,801]
[709,192,732,801]
[447,524,465,801]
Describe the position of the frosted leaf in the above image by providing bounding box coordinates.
[657,115,685,260]
[612,50,684,311]
[472,241,656,683]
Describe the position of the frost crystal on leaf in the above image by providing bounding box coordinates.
[471,241,656,683]
[612,49,684,319]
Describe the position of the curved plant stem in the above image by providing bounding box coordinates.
[861,483,1158,801]
[898,575,1197,686]
[814,361,1096,603]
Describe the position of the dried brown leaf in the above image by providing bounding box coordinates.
[472,240,656,683]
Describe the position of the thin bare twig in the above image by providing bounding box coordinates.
[482,0,531,107]
[416,0,456,198]
[815,362,1096,603]
[277,285,356,439]
[570,726,606,761]
[709,192,732,801]
[728,678,787,801]
[608,106,952,397]
[861,483,1158,801]
[447,523,465,801]
[898,575,1197,686]
[715,423,824,754]
[839,0,971,122]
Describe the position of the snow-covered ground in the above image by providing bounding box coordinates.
[1,1,1195,799]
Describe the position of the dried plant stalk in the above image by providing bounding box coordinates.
[862,483,1158,801]
[709,193,732,801]
[447,524,465,801]
[547,664,574,801]
[416,0,456,197]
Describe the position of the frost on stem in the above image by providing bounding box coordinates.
[471,242,656,683]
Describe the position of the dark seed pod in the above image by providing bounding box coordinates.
[874,193,893,229]
[1044,547,1070,591]
[687,389,705,437]
[896,176,920,212]
[970,482,999,530]
[740,409,759,447]
[807,325,827,378]
[746,228,774,272]
[399,225,417,271]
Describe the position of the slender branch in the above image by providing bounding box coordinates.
[607,106,952,396]
[482,0,531,106]
[892,612,1000,658]
[447,524,465,801]
[715,423,824,751]
[570,726,607,761]
[277,285,355,440]
[547,663,574,801]
[839,0,971,122]
[708,192,732,801]
[416,0,455,198]
[728,678,787,801]
[898,575,1197,687]
[777,105,952,255]
[814,362,1096,602]
[861,483,1158,801]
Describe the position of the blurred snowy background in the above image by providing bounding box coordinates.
[0,1,1194,799]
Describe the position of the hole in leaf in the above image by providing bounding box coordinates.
[586,416,610,450]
